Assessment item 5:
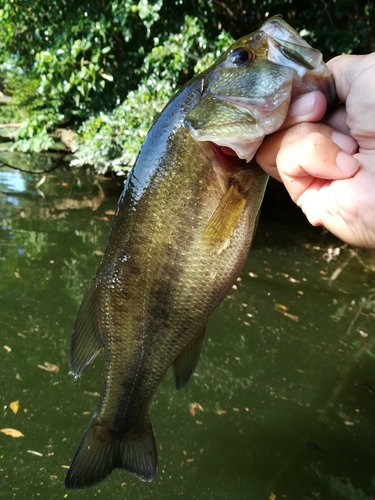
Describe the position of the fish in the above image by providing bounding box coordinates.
[65,16,336,489]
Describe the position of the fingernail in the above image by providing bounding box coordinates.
[336,151,360,175]
[291,93,317,118]
[332,131,358,154]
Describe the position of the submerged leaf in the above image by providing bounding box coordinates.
[1,428,24,438]
[27,450,43,457]
[37,362,59,373]
[189,402,204,417]
[214,409,227,415]
[9,401,19,414]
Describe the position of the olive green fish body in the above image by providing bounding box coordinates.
[65,16,336,489]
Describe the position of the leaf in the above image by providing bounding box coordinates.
[100,73,113,82]
[283,312,299,322]
[9,401,19,414]
[1,428,24,438]
[275,303,289,311]
[189,402,204,417]
[37,362,59,373]
[214,409,227,415]
[273,307,299,322]
[27,450,43,456]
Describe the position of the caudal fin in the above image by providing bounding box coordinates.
[65,414,157,489]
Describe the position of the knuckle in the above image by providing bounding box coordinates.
[301,131,327,154]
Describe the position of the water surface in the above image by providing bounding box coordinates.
[1,166,375,500]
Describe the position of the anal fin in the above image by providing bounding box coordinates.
[172,327,206,390]
[69,280,104,378]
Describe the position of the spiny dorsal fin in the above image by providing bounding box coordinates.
[199,183,246,254]
[69,280,104,378]
[65,414,157,488]
[172,327,206,390]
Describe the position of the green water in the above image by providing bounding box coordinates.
[1,166,375,500]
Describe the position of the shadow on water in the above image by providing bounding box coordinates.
[0,165,375,499]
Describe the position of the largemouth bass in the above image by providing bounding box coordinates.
[65,16,335,488]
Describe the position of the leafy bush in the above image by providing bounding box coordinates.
[71,16,233,174]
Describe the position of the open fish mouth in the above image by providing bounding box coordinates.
[211,142,255,169]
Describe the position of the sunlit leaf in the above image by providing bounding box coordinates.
[9,401,19,414]
[1,428,24,438]
[100,73,113,82]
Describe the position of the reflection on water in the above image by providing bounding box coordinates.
[0,169,26,193]
[0,165,375,500]
[0,169,25,207]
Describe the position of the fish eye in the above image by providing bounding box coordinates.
[230,48,253,66]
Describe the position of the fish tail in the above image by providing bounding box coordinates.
[65,414,157,489]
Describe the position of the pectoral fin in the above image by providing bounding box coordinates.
[172,327,206,390]
[199,183,246,254]
[69,280,104,378]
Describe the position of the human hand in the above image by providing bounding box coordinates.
[256,54,375,249]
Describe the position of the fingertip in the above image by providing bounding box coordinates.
[331,131,358,155]
[335,151,360,176]
[284,91,327,127]
[291,92,317,118]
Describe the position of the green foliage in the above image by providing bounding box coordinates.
[0,0,374,173]
[70,80,172,174]
[71,16,233,174]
